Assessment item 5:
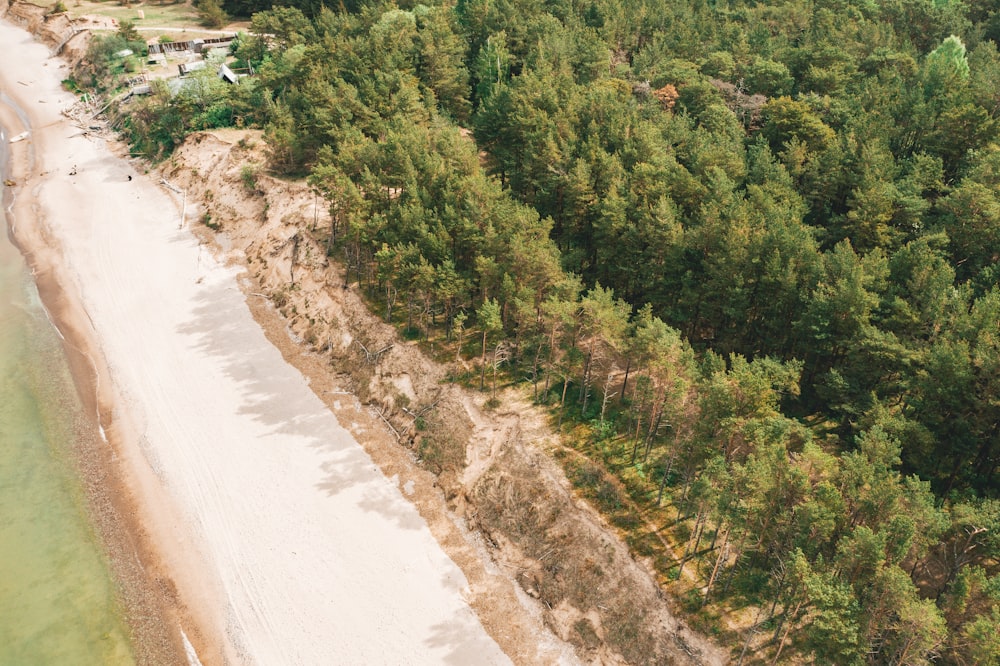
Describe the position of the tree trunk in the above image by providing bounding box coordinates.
[327,211,338,255]
[656,449,677,505]
[736,606,765,666]
[618,357,631,403]
[630,416,644,465]
[558,378,570,429]
[629,384,648,463]
[385,284,395,322]
[480,329,488,390]
[692,512,708,557]
[771,598,805,665]
[677,510,706,579]
[772,580,799,642]
[580,342,595,413]
[643,406,665,464]
[703,528,730,606]
[531,339,544,401]
[543,322,559,397]
[599,370,616,424]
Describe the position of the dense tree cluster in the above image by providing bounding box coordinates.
[114,0,1000,662]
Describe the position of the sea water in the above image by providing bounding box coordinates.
[0,128,135,664]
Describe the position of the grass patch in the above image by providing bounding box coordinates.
[70,0,196,26]
[572,618,601,649]
[201,210,220,230]
[416,435,462,474]
[68,0,249,37]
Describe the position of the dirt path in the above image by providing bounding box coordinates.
[136,26,234,34]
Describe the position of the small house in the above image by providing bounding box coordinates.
[218,63,238,84]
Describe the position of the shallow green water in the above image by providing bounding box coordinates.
[0,135,135,664]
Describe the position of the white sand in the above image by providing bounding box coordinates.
[1,19,510,665]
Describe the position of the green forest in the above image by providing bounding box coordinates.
[82,0,1000,662]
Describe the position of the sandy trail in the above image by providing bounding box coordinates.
[0,19,510,665]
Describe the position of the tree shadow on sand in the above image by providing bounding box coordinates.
[425,606,510,666]
[176,275,424,531]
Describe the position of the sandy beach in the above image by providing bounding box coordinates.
[0,18,512,665]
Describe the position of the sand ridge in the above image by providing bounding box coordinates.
[0,17,513,665]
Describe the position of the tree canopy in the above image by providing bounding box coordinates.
[112,0,1000,661]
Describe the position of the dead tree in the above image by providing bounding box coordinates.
[355,339,393,365]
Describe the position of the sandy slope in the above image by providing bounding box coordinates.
[0,19,511,665]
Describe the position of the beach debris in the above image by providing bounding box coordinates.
[9,131,29,143]
[69,165,77,176]
[3,179,15,187]
[159,177,183,193]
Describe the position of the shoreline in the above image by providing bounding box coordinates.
[0,16,517,666]
[0,20,207,666]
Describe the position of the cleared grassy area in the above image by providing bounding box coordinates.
[66,0,248,38]
[69,0,196,26]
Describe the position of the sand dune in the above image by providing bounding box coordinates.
[0,19,511,665]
